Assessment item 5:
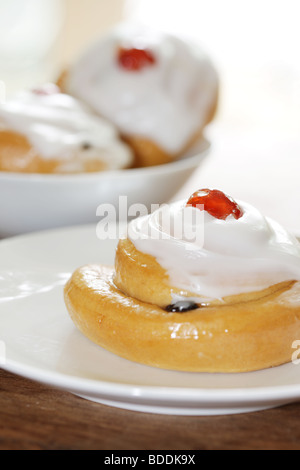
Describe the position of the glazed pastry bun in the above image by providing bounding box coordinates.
[59,24,219,167]
[0,84,133,174]
[64,189,300,373]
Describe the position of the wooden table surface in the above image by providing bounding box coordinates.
[1,367,300,451]
[1,126,300,450]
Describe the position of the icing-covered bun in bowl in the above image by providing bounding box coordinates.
[59,24,219,167]
[0,84,133,174]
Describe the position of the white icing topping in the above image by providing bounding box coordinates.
[66,24,218,154]
[0,86,133,171]
[128,199,300,301]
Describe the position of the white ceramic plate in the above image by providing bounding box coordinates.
[1,225,300,416]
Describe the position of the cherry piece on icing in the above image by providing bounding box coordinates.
[32,84,61,96]
[186,189,244,220]
[118,47,156,71]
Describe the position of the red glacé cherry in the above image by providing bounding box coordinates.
[118,47,156,71]
[32,84,61,96]
[186,189,244,220]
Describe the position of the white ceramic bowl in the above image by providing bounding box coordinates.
[0,139,210,238]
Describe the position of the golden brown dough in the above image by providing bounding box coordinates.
[64,264,300,373]
[114,238,294,308]
[0,129,107,174]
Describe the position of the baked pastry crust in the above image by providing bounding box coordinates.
[119,99,217,168]
[0,130,107,174]
[114,238,294,308]
[64,264,300,373]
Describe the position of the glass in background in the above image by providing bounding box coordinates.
[0,0,64,96]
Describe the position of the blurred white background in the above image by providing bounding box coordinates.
[124,0,300,231]
[126,0,300,133]
[0,0,64,92]
[0,0,300,230]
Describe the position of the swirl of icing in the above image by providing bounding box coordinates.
[66,24,219,154]
[127,198,300,301]
[0,86,133,171]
